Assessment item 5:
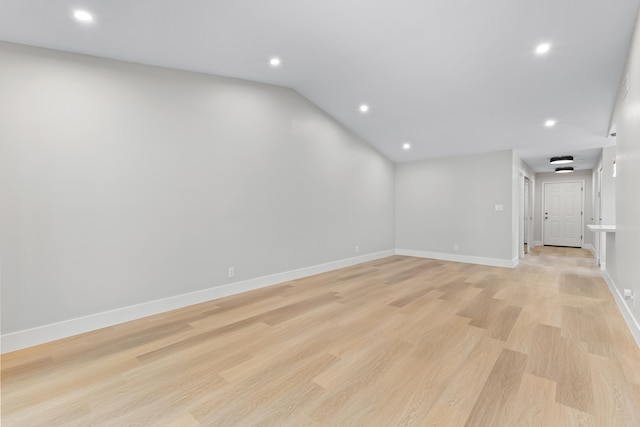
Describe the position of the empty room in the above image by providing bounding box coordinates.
[1,1,640,426]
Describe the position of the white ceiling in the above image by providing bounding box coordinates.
[1,0,638,172]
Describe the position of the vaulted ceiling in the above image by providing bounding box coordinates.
[1,0,638,172]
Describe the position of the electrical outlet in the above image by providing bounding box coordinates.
[624,289,636,306]
[453,244,459,252]
[355,245,359,253]
[228,267,235,278]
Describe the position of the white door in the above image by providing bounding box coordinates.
[543,182,583,247]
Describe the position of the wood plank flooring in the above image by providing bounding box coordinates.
[2,246,640,426]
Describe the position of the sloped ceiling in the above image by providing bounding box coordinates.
[1,0,638,172]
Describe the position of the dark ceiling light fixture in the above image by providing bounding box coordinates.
[550,155,574,165]
[555,166,574,174]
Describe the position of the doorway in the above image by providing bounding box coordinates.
[595,166,603,265]
[542,181,584,247]
[524,176,530,253]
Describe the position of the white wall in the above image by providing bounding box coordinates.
[0,42,395,341]
[395,150,515,267]
[533,170,593,248]
[607,8,640,344]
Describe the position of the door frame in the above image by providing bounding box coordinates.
[541,180,585,247]
[596,166,603,265]
[524,176,531,251]
[519,170,534,259]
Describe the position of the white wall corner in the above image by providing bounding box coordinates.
[582,243,594,254]
[1,249,394,354]
[395,249,517,269]
[603,270,640,348]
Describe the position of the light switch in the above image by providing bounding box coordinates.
[495,204,504,212]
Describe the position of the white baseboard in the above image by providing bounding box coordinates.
[0,250,394,354]
[582,243,594,252]
[395,249,518,269]
[603,270,640,348]
[532,240,543,248]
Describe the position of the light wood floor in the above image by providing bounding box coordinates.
[2,246,640,426]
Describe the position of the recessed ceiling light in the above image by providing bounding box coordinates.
[73,10,93,22]
[359,104,369,113]
[402,142,411,150]
[536,43,551,55]
[544,119,556,127]
[269,57,281,67]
